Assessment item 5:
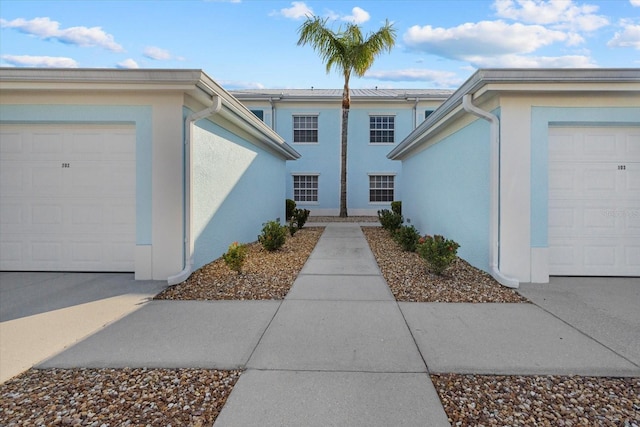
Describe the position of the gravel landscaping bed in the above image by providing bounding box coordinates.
[432,374,640,426]
[0,368,241,426]
[362,226,528,303]
[155,227,323,300]
[3,221,637,426]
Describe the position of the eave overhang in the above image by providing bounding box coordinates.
[387,68,640,161]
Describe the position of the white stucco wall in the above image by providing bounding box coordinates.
[0,91,186,280]
[495,92,640,283]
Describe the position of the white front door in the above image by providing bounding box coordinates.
[0,124,136,271]
[548,126,640,276]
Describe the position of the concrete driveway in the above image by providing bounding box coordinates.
[0,272,166,383]
[518,276,640,368]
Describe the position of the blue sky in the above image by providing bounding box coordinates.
[1,0,638,89]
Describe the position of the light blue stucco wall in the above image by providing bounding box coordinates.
[401,118,492,272]
[278,107,341,211]
[190,113,288,271]
[0,104,153,244]
[277,105,412,212]
[530,106,640,248]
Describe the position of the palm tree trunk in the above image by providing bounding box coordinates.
[339,79,350,218]
[339,107,349,217]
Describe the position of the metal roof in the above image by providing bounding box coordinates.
[230,88,454,100]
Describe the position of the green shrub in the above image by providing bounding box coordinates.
[416,234,460,275]
[377,209,403,232]
[286,199,296,220]
[222,241,247,273]
[288,218,298,236]
[391,201,402,216]
[292,208,310,229]
[258,220,287,251]
[394,225,420,252]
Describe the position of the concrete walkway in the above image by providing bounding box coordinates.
[17,224,640,425]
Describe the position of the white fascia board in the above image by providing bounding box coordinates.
[0,67,300,160]
[198,72,300,160]
[388,68,640,160]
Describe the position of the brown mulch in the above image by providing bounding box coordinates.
[3,221,636,426]
[362,227,528,303]
[155,227,323,301]
[431,373,640,426]
[0,368,241,426]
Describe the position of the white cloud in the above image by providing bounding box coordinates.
[493,0,609,32]
[404,20,569,59]
[630,0,640,6]
[1,54,78,67]
[467,53,596,68]
[341,7,370,24]
[364,68,463,87]
[144,46,172,60]
[117,58,140,69]
[273,1,314,20]
[0,17,123,52]
[608,21,640,49]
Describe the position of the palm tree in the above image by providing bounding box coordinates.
[298,16,396,217]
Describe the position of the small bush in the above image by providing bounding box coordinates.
[391,201,402,216]
[288,218,298,236]
[292,208,310,229]
[377,209,403,233]
[416,234,460,275]
[222,241,247,273]
[258,220,287,251]
[394,225,420,252]
[286,199,296,220]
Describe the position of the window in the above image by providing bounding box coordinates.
[293,115,318,143]
[293,175,318,202]
[369,175,394,202]
[250,109,264,121]
[369,115,395,143]
[425,110,434,120]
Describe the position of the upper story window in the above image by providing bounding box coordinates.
[250,109,264,121]
[370,115,395,144]
[425,110,434,120]
[293,115,318,143]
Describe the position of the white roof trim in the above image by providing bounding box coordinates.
[0,67,300,160]
[388,68,640,160]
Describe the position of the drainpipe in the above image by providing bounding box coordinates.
[167,95,222,285]
[462,94,519,289]
[269,97,276,129]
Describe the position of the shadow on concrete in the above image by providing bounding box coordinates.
[0,272,166,322]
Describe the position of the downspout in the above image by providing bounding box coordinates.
[269,97,276,129]
[413,97,420,129]
[167,95,222,285]
[462,94,519,288]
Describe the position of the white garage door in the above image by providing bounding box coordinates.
[548,126,640,276]
[0,124,136,271]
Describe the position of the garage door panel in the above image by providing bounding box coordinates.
[32,132,65,158]
[0,124,135,272]
[548,126,639,276]
[625,132,640,154]
[584,133,617,156]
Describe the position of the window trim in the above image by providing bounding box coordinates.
[368,114,396,145]
[292,114,319,144]
[368,173,396,204]
[292,173,320,204]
